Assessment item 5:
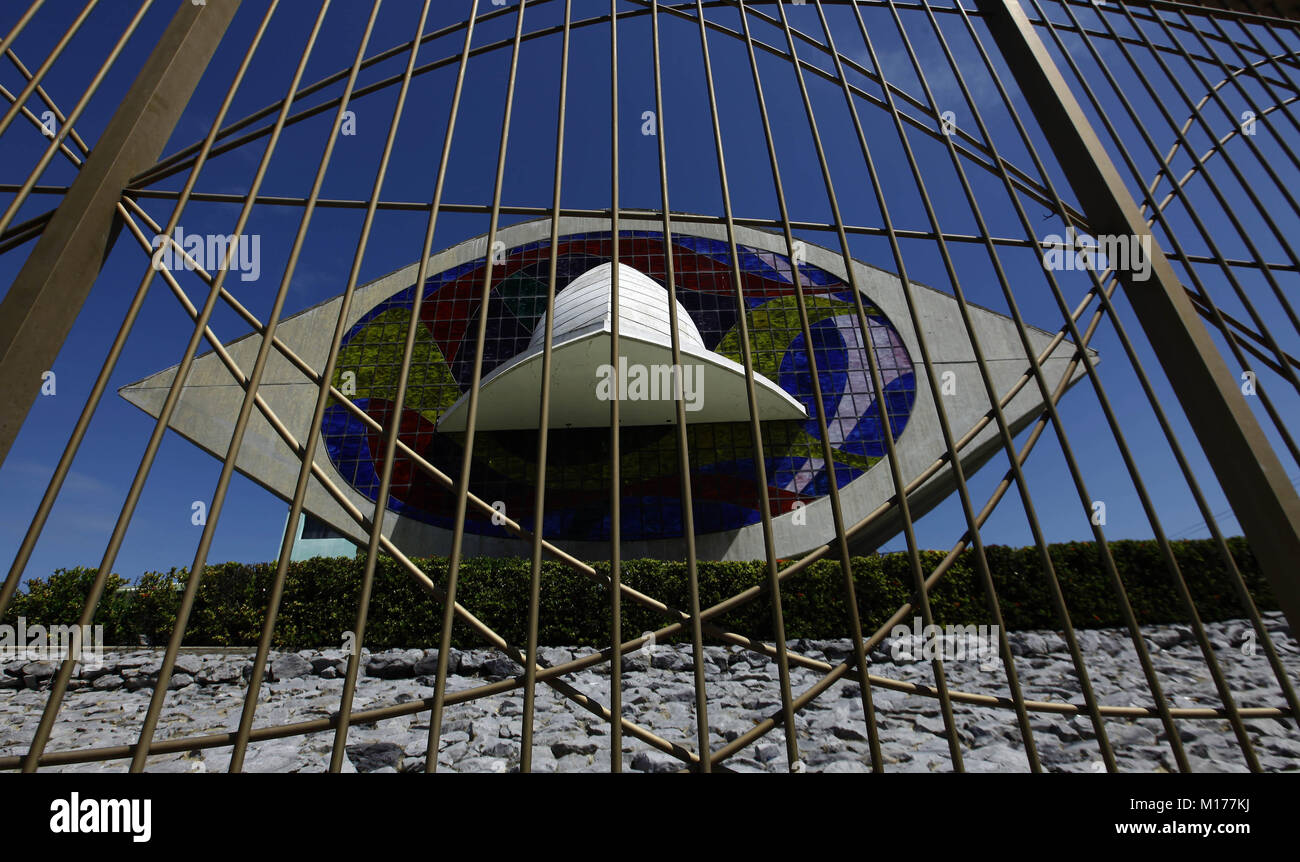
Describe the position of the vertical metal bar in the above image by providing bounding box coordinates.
[809,0,1040,772]
[521,0,573,776]
[843,0,1120,769]
[649,0,716,773]
[232,0,430,773]
[136,0,372,775]
[319,0,478,773]
[690,0,817,773]
[426,0,530,770]
[607,0,624,774]
[943,0,1258,770]
[732,0,858,772]
[0,0,232,469]
[0,0,250,628]
[976,0,1300,637]
[20,0,315,774]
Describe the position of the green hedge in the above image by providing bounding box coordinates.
[0,538,1274,649]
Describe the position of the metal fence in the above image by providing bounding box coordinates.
[1,0,1298,772]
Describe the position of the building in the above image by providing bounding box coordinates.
[121,216,1094,561]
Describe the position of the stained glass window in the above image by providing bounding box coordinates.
[323,230,916,541]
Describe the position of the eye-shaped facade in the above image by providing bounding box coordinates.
[120,215,1094,561]
[320,229,916,543]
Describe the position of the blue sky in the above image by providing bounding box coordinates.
[1,0,1297,583]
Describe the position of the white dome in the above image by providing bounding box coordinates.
[529,263,707,354]
[436,262,807,431]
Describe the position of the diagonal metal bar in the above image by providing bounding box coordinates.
[945,0,1256,770]
[425,0,531,771]
[979,0,1300,639]
[114,202,699,771]
[0,0,235,469]
[231,0,429,774]
[327,0,455,773]
[127,0,351,774]
[520,0,574,774]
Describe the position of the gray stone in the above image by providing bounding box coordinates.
[1109,723,1157,747]
[346,742,404,773]
[456,650,495,676]
[90,673,124,691]
[555,753,591,772]
[831,721,870,742]
[413,650,453,676]
[167,673,195,690]
[631,750,683,773]
[272,654,313,680]
[1011,634,1047,656]
[482,657,519,679]
[651,650,693,672]
[709,717,750,742]
[78,663,116,681]
[658,685,696,703]
[367,649,423,679]
[550,740,599,758]
[21,661,55,681]
[538,647,573,669]
[1258,736,1300,758]
[3,631,1296,775]
[965,744,1033,773]
[1257,753,1300,771]
[915,714,951,736]
[198,663,241,685]
[456,757,510,774]
[310,652,345,674]
[240,662,270,682]
[481,739,519,759]
[1149,626,1192,649]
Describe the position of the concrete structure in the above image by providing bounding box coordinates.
[437,262,806,431]
[119,216,1097,561]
